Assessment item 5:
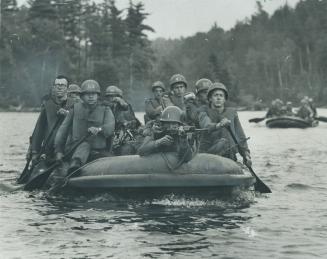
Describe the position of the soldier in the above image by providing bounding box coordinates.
[195,78,212,107]
[198,82,251,166]
[54,79,115,173]
[285,101,294,116]
[296,98,314,121]
[67,84,81,107]
[164,74,188,110]
[184,78,212,127]
[144,81,167,123]
[105,85,141,155]
[28,75,70,164]
[138,106,196,164]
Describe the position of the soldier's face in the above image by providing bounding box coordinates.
[197,90,208,103]
[210,90,226,108]
[53,78,68,98]
[153,87,164,99]
[82,92,98,105]
[171,83,186,97]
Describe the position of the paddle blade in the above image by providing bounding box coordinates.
[16,161,31,184]
[249,117,265,123]
[316,116,327,122]
[254,178,272,193]
[24,163,58,191]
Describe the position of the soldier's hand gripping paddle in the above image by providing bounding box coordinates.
[248,117,266,123]
[226,126,272,193]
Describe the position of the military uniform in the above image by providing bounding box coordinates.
[198,106,250,161]
[31,96,68,159]
[138,106,196,165]
[55,101,115,165]
[144,98,167,122]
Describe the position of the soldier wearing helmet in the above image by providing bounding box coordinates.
[104,85,141,155]
[138,106,195,163]
[163,74,188,110]
[54,79,115,175]
[26,75,70,170]
[183,78,212,127]
[296,97,315,121]
[195,78,212,106]
[144,81,169,123]
[67,84,81,107]
[198,82,251,166]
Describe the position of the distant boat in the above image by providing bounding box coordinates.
[266,116,318,128]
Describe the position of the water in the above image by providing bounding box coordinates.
[1,110,327,259]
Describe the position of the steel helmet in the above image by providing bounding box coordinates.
[151,81,165,92]
[67,84,81,94]
[105,85,123,97]
[160,106,183,124]
[80,80,101,94]
[207,82,228,100]
[195,78,212,94]
[169,74,187,88]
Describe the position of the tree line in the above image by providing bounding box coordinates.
[1,0,326,110]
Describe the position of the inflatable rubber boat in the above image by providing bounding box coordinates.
[66,153,255,194]
[266,116,317,128]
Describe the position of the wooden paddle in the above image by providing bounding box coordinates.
[23,133,91,191]
[249,117,266,123]
[17,116,64,184]
[226,126,272,193]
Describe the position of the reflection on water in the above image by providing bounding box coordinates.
[1,111,327,258]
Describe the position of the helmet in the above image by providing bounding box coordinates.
[105,85,123,97]
[195,78,212,94]
[151,81,165,92]
[160,106,183,124]
[67,84,81,94]
[80,80,101,94]
[169,74,187,88]
[207,82,228,100]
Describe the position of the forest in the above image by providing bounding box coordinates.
[1,0,327,110]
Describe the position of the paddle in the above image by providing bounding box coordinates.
[249,117,266,123]
[315,116,327,122]
[17,116,64,184]
[23,133,91,191]
[226,126,272,193]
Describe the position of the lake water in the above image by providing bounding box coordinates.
[1,110,327,259]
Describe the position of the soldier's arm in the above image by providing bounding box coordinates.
[137,136,158,156]
[54,110,73,154]
[145,99,161,118]
[198,111,217,132]
[101,107,116,138]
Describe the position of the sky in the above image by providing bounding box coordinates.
[17,0,300,39]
